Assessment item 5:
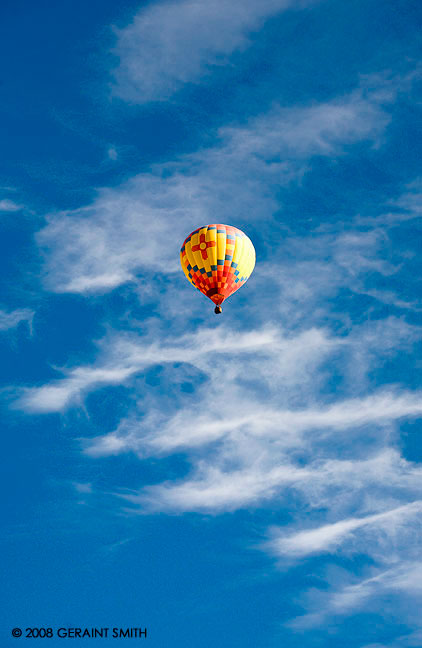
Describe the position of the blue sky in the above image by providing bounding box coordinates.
[1,0,421,646]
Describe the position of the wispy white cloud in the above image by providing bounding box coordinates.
[14,309,422,519]
[73,482,93,494]
[38,84,392,294]
[20,317,416,419]
[219,91,390,159]
[16,325,280,412]
[112,0,312,103]
[114,433,422,513]
[0,198,22,212]
[266,501,422,559]
[131,463,310,513]
[289,562,422,629]
[362,630,422,648]
[120,450,422,514]
[252,229,401,327]
[17,365,137,412]
[85,389,422,461]
[107,146,118,161]
[357,178,422,228]
[0,308,34,333]
[389,178,422,223]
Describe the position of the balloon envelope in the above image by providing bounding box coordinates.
[180,224,255,306]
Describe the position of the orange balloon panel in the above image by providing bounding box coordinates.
[180,224,255,306]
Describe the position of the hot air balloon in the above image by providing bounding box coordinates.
[180,224,255,314]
